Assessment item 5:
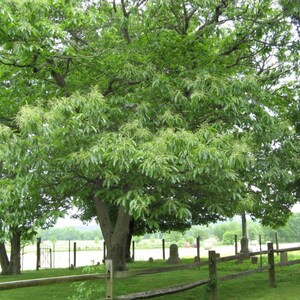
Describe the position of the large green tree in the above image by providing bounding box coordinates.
[7,89,251,270]
[0,0,299,271]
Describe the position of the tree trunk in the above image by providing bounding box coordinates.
[110,207,131,270]
[125,219,134,263]
[0,242,11,275]
[93,194,131,271]
[9,228,21,275]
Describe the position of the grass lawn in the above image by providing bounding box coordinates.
[0,268,91,300]
[0,256,300,299]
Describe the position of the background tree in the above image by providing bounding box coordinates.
[0,126,70,274]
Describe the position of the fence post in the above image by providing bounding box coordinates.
[105,259,113,299]
[36,237,41,271]
[74,242,77,268]
[196,236,200,260]
[68,240,71,269]
[267,242,276,288]
[162,239,165,260]
[209,250,218,300]
[234,235,238,255]
[22,247,24,272]
[259,235,262,267]
[275,232,279,255]
[132,241,135,261]
[50,249,52,268]
[53,243,55,269]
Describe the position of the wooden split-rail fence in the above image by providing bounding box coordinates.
[0,243,300,300]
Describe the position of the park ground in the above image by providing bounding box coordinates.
[1,254,300,299]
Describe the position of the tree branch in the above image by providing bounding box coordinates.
[196,0,229,35]
[112,0,117,13]
[103,78,141,96]
[135,0,148,9]
[220,31,251,56]
[120,0,131,44]
[46,59,67,88]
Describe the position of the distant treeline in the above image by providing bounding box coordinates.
[38,226,103,242]
[39,213,300,244]
[160,213,300,245]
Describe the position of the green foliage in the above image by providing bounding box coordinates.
[38,226,103,241]
[0,0,299,273]
[262,213,300,243]
[138,213,300,245]
[212,222,241,242]
[162,231,183,243]
[9,89,254,225]
[69,266,104,300]
[222,231,238,245]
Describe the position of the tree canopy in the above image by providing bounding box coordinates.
[0,0,299,271]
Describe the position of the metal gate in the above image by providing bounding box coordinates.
[41,247,52,268]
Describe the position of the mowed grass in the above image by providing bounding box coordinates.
[0,267,91,300]
[1,256,300,299]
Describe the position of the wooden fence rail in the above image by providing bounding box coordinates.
[275,247,300,253]
[276,258,300,267]
[1,244,300,299]
[117,279,210,300]
[116,243,300,300]
[218,265,270,282]
[0,273,108,290]
[115,261,209,279]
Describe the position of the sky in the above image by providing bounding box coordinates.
[55,216,97,228]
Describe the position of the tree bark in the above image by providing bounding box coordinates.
[125,219,134,263]
[9,228,21,275]
[125,233,133,262]
[93,194,131,271]
[93,196,112,251]
[0,242,11,275]
[110,207,131,270]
